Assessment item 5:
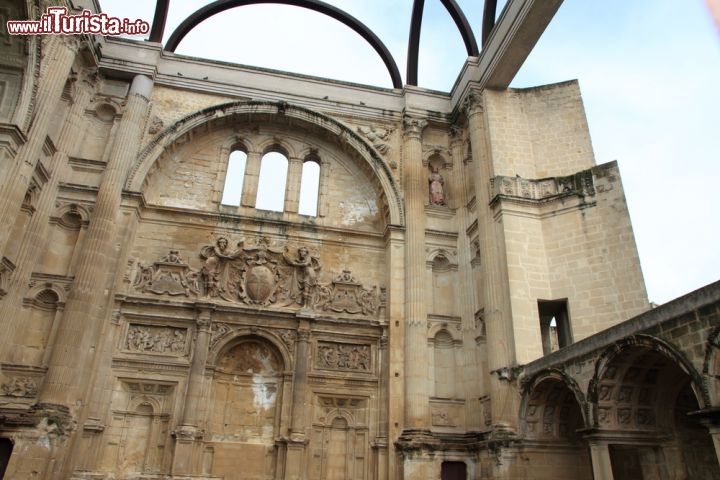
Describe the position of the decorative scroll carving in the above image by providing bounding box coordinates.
[125,325,188,355]
[316,342,371,372]
[279,329,297,350]
[357,125,393,155]
[1,377,38,397]
[312,270,378,315]
[210,322,233,349]
[133,250,200,297]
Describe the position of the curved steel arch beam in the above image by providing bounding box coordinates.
[439,0,479,56]
[407,0,479,86]
[406,0,425,87]
[148,0,170,43]
[165,0,403,89]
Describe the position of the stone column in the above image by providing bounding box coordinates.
[465,92,518,431]
[0,36,79,259]
[285,323,310,479]
[401,115,429,431]
[588,441,615,480]
[0,74,94,361]
[316,159,331,217]
[241,150,262,207]
[172,304,213,476]
[284,156,303,213]
[39,74,153,407]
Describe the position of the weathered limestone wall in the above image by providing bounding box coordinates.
[482,81,595,179]
[479,83,649,364]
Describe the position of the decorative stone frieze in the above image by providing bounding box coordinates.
[124,324,188,355]
[491,169,596,202]
[132,240,381,318]
[1,376,38,397]
[316,341,371,372]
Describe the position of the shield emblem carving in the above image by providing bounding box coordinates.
[245,265,276,303]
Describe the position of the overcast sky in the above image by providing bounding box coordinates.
[98,0,720,305]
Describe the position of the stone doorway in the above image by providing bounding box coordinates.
[0,438,12,479]
[440,461,467,480]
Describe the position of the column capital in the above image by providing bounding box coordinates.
[402,115,428,140]
[462,90,484,118]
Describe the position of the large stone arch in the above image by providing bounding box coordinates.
[126,100,404,227]
[589,334,710,428]
[517,369,593,480]
[519,368,589,440]
[703,326,720,406]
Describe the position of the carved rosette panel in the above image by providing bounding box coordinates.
[316,341,371,372]
[124,324,188,355]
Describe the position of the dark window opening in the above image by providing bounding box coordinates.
[441,461,467,480]
[538,299,572,355]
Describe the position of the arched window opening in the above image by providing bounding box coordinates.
[256,151,288,212]
[298,160,320,216]
[220,150,247,206]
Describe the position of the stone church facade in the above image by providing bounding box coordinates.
[1,1,718,479]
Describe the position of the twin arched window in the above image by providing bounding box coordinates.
[220,150,320,216]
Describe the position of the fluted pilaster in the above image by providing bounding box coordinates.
[180,306,213,427]
[39,75,153,406]
[402,115,429,430]
[0,76,93,361]
[0,36,79,258]
[465,92,518,431]
[289,326,310,439]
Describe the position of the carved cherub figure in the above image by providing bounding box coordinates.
[283,246,321,307]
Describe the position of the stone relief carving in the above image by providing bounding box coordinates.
[279,329,297,350]
[492,169,596,201]
[431,408,456,427]
[1,377,38,397]
[357,125,392,155]
[133,250,200,297]
[132,239,381,318]
[210,322,233,349]
[125,325,187,355]
[316,342,371,372]
[312,270,378,315]
[148,115,164,134]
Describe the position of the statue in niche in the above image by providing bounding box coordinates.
[283,246,321,307]
[200,237,244,301]
[428,166,446,205]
